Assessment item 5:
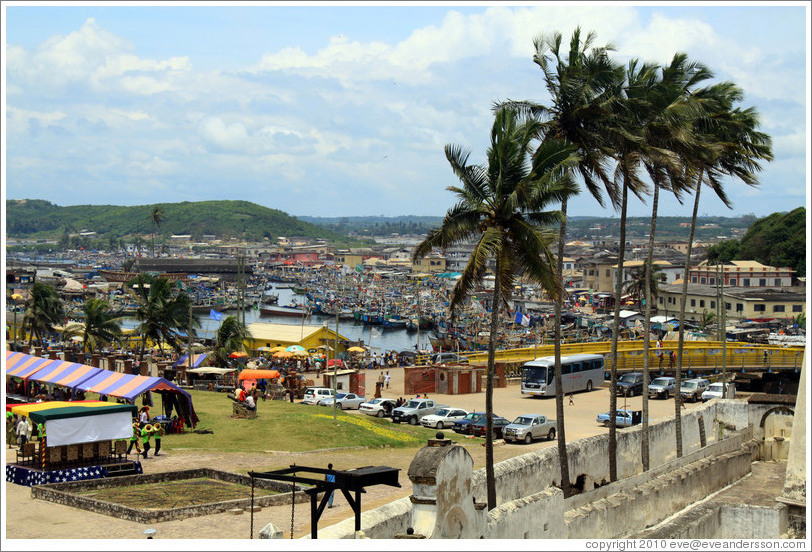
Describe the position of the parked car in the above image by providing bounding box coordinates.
[702,382,735,402]
[503,414,557,444]
[391,398,447,425]
[452,412,487,434]
[471,416,511,438]
[648,377,676,399]
[597,409,643,428]
[420,408,469,430]
[318,393,366,409]
[617,372,645,397]
[679,378,711,402]
[359,398,397,418]
[301,387,335,405]
[431,352,469,365]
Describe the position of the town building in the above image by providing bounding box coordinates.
[689,260,795,288]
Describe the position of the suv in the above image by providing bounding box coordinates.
[617,372,645,397]
[649,377,676,399]
[301,387,335,405]
[679,378,710,402]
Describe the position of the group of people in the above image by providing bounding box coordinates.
[126,407,164,459]
[228,384,258,410]
[6,412,32,449]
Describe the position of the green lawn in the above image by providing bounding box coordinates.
[153,390,427,453]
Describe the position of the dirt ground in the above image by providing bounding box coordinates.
[3,365,707,541]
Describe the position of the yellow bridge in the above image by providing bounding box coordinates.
[461,340,806,374]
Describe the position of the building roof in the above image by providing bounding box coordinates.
[245,322,348,343]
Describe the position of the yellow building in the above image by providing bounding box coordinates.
[412,253,447,274]
[244,322,351,354]
[656,284,805,323]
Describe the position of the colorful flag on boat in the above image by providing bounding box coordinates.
[209,309,223,321]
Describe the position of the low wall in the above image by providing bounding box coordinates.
[32,468,309,523]
[310,496,412,539]
[718,504,789,539]
[564,441,757,539]
[486,488,566,539]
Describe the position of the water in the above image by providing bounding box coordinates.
[123,287,425,354]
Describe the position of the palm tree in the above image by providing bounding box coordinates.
[503,27,623,496]
[413,107,579,509]
[127,274,199,361]
[150,205,165,257]
[79,298,125,354]
[23,282,66,349]
[674,82,773,456]
[213,315,251,367]
[622,262,665,306]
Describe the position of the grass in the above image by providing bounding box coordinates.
[152,390,426,453]
[75,477,275,509]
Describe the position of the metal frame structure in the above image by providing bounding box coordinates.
[249,464,401,539]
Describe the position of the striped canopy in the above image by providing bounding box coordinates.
[27,360,103,388]
[5,352,54,379]
[75,371,183,401]
[174,353,209,368]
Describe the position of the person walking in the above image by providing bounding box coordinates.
[141,423,152,459]
[325,463,336,508]
[151,424,164,456]
[384,371,391,390]
[127,422,141,456]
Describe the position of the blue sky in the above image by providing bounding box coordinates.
[3,2,809,220]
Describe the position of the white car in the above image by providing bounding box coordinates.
[420,407,469,430]
[702,382,735,401]
[359,398,397,417]
[318,393,366,409]
[301,387,335,405]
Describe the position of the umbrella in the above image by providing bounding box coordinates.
[70,336,84,342]
[229,351,249,359]
[269,346,287,353]
[348,346,366,353]
[256,346,275,352]
[291,350,310,357]
[286,345,306,352]
[273,351,294,358]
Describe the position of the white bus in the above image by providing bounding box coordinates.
[521,354,604,397]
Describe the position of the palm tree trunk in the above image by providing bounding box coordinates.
[485,261,501,510]
[641,182,660,471]
[554,198,572,497]
[676,170,703,457]
[609,176,629,482]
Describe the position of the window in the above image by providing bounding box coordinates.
[773,305,785,313]
[743,279,750,286]
[709,278,715,285]
[700,277,706,284]
[726,302,731,310]
[710,301,716,309]
[793,305,802,312]
[729,279,737,286]
[606,269,610,277]
[775,279,781,286]
[692,277,698,283]
[690,299,696,307]
[754,304,765,312]
[699,300,705,308]
[658,297,664,304]
[759,279,766,286]
[736,303,743,312]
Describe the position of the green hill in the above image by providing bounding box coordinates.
[5,199,344,242]
[706,207,806,277]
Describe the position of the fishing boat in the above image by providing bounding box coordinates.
[259,304,309,317]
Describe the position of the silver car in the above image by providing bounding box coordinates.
[318,393,366,410]
[420,408,469,429]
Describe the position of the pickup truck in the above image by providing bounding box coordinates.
[391,398,447,425]
[648,376,676,399]
[597,409,643,428]
[503,414,557,444]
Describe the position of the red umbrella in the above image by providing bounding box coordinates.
[326,359,345,368]
[229,351,249,359]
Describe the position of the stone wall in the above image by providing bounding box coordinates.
[486,488,566,539]
[564,442,757,539]
[718,504,789,539]
[310,496,412,539]
[32,468,308,523]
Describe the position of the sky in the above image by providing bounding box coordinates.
[2,1,809,220]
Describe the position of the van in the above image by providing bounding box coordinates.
[301,387,335,405]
